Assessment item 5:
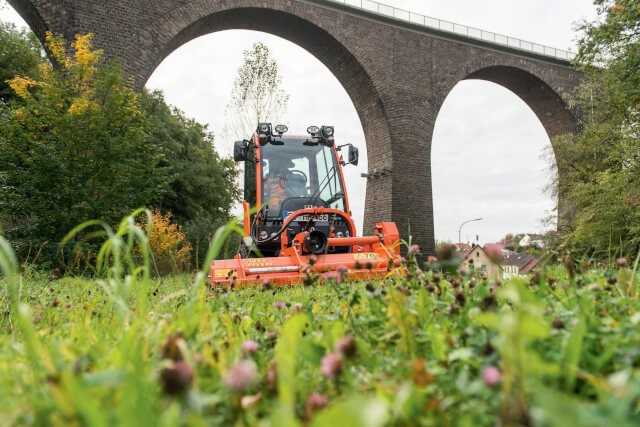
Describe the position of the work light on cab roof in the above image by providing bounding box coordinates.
[211,122,403,288]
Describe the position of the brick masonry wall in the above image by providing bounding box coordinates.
[10,0,582,254]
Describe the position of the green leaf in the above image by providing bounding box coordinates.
[311,397,388,427]
[561,315,586,391]
[272,313,308,427]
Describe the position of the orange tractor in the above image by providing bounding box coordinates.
[209,124,402,288]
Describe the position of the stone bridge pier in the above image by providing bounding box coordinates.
[9,0,582,254]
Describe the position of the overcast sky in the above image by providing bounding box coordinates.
[1,0,598,244]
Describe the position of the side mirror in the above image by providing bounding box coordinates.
[348,144,359,166]
[233,140,248,162]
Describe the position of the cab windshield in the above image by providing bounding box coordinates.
[261,138,345,217]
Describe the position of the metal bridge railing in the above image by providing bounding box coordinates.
[328,0,575,61]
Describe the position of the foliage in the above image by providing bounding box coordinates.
[144,210,192,275]
[2,213,639,425]
[0,32,238,268]
[554,0,640,258]
[223,42,289,141]
[140,90,240,265]
[0,20,42,102]
[0,33,167,267]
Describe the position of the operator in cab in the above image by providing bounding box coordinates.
[264,158,293,210]
[263,157,309,213]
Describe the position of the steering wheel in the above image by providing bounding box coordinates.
[289,169,308,183]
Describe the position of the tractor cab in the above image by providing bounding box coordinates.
[234,124,360,257]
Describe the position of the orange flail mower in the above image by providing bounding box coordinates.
[210,124,402,288]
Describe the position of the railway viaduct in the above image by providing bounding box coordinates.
[8,0,582,254]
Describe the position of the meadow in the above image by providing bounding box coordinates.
[0,214,639,426]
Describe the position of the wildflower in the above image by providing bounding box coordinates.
[242,340,259,355]
[455,292,466,306]
[552,318,565,330]
[224,360,258,392]
[335,335,357,358]
[480,295,497,311]
[160,361,194,395]
[408,244,421,257]
[265,331,278,346]
[482,366,502,387]
[292,303,304,313]
[161,333,186,362]
[320,352,343,380]
[616,257,628,268]
[273,301,286,310]
[481,342,495,356]
[305,393,329,419]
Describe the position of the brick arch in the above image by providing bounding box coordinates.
[463,65,578,225]
[6,0,49,44]
[463,65,577,143]
[432,64,577,232]
[139,5,394,237]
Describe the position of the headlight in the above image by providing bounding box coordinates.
[321,126,334,138]
[307,126,320,135]
[275,124,288,134]
[258,123,271,134]
[259,230,269,240]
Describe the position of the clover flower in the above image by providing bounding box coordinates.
[482,366,502,387]
[305,393,329,418]
[321,352,343,379]
[335,335,357,358]
[160,361,194,395]
[224,360,258,392]
[242,340,259,355]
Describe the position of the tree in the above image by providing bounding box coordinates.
[0,33,169,266]
[223,42,289,141]
[0,21,43,102]
[0,30,240,268]
[553,0,640,258]
[141,90,240,265]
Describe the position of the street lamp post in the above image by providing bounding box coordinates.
[458,218,483,244]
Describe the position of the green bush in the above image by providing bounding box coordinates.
[141,90,240,265]
[0,32,239,269]
[554,0,640,259]
[0,21,42,102]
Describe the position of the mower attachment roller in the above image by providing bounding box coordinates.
[210,221,402,288]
